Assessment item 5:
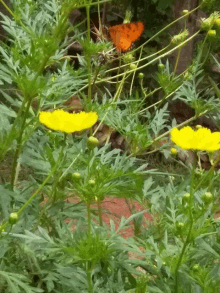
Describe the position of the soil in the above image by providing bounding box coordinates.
[67,196,152,239]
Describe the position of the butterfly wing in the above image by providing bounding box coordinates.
[109,25,123,51]
[109,21,144,52]
[127,22,144,42]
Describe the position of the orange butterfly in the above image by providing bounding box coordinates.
[109,21,144,52]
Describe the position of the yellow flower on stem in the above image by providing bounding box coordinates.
[170,126,220,152]
[39,110,98,133]
[170,147,177,155]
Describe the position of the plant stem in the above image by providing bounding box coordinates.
[0,159,60,233]
[0,0,15,18]
[105,44,170,75]
[129,45,144,96]
[93,70,127,135]
[0,98,26,162]
[116,56,122,91]
[86,5,92,104]
[174,152,197,292]
[87,261,93,293]
[194,153,220,192]
[134,4,201,55]
[97,0,102,33]
[153,110,208,143]
[97,200,103,226]
[10,99,32,190]
[87,201,92,237]
[174,47,182,75]
[96,31,200,85]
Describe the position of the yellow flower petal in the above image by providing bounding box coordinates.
[39,110,98,133]
[170,126,220,152]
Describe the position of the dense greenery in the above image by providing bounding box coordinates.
[1,0,220,292]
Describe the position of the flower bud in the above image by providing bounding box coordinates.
[201,18,213,31]
[171,30,189,45]
[72,172,81,181]
[64,56,71,61]
[177,222,184,228]
[169,176,175,181]
[202,192,213,204]
[215,19,220,28]
[176,222,184,234]
[192,264,200,271]
[123,53,134,63]
[158,63,165,71]
[87,136,99,150]
[88,179,95,186]
[182,10,189,17]
[201,12,220,31]
[196,125,202,129]
[9,213,19,224]
[170,147,177,155]
[183,71,192,81]
[182,192,190,204]
[124,10,132,24]
[130,63,137,70]
[207,30,216,40]
[195,168,204,176]
[138,72,144,79]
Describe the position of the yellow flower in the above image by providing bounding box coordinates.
[207,29,216,39]
[170,126,220,152]
[215,19,220,28]
[170,147,177,155]
[39,110,98,133]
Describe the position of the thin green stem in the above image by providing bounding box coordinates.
[174,47,182,75]
[59,152,81,181]
[0,98,26,162]
[194,153,220,192]
[1,6,64,163]
[20,147,64,213]
[97,200,103,226]
[87,261,93,293]
[76,33,193,95]
[10,51,51,191]
[74,0,110,9]
[129,43,165,96]
[174,153,197,292]
[105,44,170,75]
[87,201,92,237]
[0,0,16,19]
[97,0,102,33]
[93,70,127,135]
[0,0,34,36]
[86,6,92,104]
[139,78,147,99]
[10,99,32,190]
[133,4,201,55]
[196,34,208,66]
[0,156,62,233]
[153,110,209,143]
[102,3,200,76]
[95,31,200,84]
[116,55,122,91]
[129,59,139,96]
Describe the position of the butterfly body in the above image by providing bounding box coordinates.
[109,21,144,52]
